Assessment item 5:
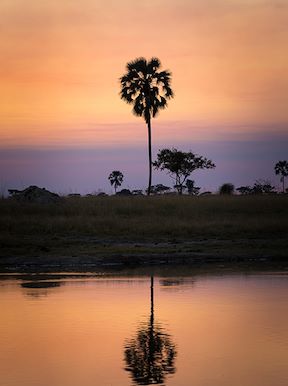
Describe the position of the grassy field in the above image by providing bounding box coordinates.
[0,194,287,269]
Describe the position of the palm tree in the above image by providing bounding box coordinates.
[108,170,124,194]
[274,160,288,193]
[120,58,173,195]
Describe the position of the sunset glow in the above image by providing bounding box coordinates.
[1,0,287,192]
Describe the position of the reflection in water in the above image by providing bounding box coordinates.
[159,278,195,290]
[124,277,176,385]
[160,279,186,287]
[1,273,288,386]
[20,280,63,298]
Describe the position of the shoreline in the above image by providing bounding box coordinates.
[1,241,287,273]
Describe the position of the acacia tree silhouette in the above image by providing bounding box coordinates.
[120,58,173,195]
[153,148,215,195]
[124,277,176,385]
[274,160,288,193]
[108,170,124,194]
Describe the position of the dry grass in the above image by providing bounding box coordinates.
[1,194,287,237]
[0,195,287,261]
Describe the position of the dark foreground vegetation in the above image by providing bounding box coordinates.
[0,195,287,271]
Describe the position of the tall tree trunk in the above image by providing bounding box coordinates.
[147,118,152,196]
[283,176,285,193]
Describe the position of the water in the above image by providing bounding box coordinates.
[0,271,288,386]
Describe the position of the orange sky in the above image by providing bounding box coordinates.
[0,0,287,193]
[1,0,287,148]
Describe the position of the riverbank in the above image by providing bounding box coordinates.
[1,195,287,271]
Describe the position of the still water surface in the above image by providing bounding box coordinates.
[0,271,287,386]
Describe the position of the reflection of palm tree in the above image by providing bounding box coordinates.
[124,277,176,385]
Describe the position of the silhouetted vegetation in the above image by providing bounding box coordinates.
[252,180,276,194]
[153,148,215,195]
[236,186,252,195]
[219,183,234,195]
[116,188,132,196]
[186,179,200,195]
[132,189,144,196]
[148,184,171,195]
[274,160,288,193]
[108,170,124,194]
[237,180,276,195]
[120,57,173,195]
[8,185,60,203]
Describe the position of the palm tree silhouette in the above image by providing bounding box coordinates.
[124,277,176,385]
[120,58,173,195]
[274,160,288,193]
[108,170,124,194]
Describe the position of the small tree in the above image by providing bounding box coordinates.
[132,189,143,196]
[148,184,171,195]
[116,188,132,196]
[252,179,276,194]
[236,181,275,195]
[186,179,200,195]
[236,186,252,195]
[219,183,234,195]
[274,160,288,193]
[153,148,215,195]
[108,171,124,194]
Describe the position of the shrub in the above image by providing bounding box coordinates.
[219,183,234,195]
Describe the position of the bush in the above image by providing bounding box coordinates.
[236,186,252,195]
[219,183,234,195]
[185,179,200,195]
